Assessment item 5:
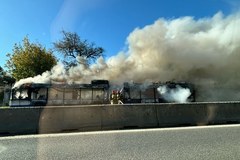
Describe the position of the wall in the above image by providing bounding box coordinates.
[0,102,240,135]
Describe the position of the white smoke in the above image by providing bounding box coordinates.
[157,85,191,103]
[13,12,240,101]
[13,63,67,88]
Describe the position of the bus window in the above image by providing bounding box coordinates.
[12,89,30,100]
[31,88,47,100]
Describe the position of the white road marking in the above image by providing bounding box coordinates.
[0,124,240,140]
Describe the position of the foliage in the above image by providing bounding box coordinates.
[6,37,57,80]
[0,66,15,85]
[54,30,104,68]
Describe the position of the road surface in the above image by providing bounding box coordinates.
[0,125,240,160]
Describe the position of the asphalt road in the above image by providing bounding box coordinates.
[0,125,240,160]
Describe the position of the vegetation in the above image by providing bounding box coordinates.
[54,30,104,68]
[0,66,15,85]
[6,37,57,80]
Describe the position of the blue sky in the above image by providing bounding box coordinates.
[0,0,236,70]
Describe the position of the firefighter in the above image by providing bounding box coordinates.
[110,90,118,104]
[117,90,123,104]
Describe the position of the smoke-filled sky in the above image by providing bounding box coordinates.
[14,11,240,101]
[0,0,236,68]
[2,0,240,101]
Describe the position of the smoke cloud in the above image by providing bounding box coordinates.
[14,12,240,101]
[157,85,191,103]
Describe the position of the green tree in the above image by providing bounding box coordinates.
[6,37,57,80]
[0,67,4,79]
[54,30,104,68]
[0,66,15,85]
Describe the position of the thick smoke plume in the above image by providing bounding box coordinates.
[14,12,240,101]
[157,85,191,103]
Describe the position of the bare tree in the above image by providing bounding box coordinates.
[54,31,104,68]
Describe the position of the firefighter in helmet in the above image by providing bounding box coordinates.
[117,90,123,104]
[110,90,124,104]
[110,90,118,104]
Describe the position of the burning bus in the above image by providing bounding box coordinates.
[121,81,195,104]
[9,80,195,107]
[9,80,110,107]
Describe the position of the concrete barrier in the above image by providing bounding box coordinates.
[205,102,240,124]
[0,107,40,134]
[155,102,240,127]
[156,103,208,126]
[39,104,157,132]
[101,104,158,129]
[1,102,240,135]
[39,105,102,133]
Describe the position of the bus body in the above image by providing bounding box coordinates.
[9,80,110,107]
[9,80,195,107]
